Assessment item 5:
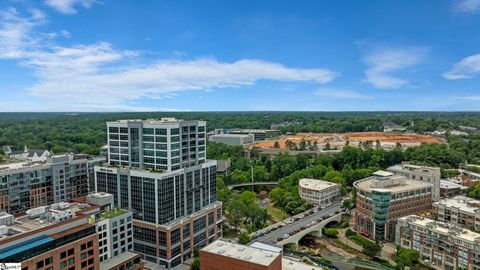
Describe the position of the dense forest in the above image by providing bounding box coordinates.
[2,111,480,156]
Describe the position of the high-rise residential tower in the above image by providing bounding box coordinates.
[95,118,222,269]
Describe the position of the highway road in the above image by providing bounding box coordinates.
[252,203,342,245]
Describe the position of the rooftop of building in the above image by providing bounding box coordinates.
[354,170,433,193]
[0,154,88,173]
[228,129,279,133]
[99,208,129,220]
[433,195,480,214]
[282,258,325,270]
[0,201,95,241]
[209,133,253,138]
[387,163,440,173]
[439,180,469,190]
[201,240,280,266]
[100,251,141,270]
[107,118,204,125]
[299,178,339,191]
[399,215,480,242]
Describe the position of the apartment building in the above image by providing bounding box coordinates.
[96,118,222,268]
[354,171,433,241]
[433,196,480,231]
[396,215,480,270]
[0,154,89,214]
[298,178,340,207]
[387,163,441,201]
[106,118,206,171]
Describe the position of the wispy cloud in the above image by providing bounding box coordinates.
[314,88,373,99]
[44,0,95,15]
[361,45,428,89]
[453,0,480,13]
[0,8,338,111]
[453,95,480,101]
[443,53,480,79]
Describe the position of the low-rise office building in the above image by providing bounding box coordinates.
[354,171,433,241]
[0,200,101,269]
[0,193,137,269]
[208,134,254,145]
[387,163,441,201]
[396,215,480,270]
[200,240,325,270]
[433,196,480,231]
[228,129,280,141]
[298,178,340,207]
[0,154,90,214]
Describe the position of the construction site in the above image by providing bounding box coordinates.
[251,132,444,151]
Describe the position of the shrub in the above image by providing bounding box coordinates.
[323,228,339,238]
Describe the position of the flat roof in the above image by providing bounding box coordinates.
[201,240,280,266]
[399,215,480,242]
[433,196,480,214]
[0,202,95,242]
[249,242,283,253]
[210,134,252,138]
[100,251,140,270]
[354,175,433,193]
[299,178,339,191]
[282,258,324,270]
[440,180,469,190]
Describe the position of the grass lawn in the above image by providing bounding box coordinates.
[348,234,374,246]
[266,203,288,222]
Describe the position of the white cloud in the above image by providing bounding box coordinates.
[44,0,95,15]
[362,46,428,89]
[0,8,338,111]
[314,88,373,99]
[443,53,480,79]
[453,0,480,13]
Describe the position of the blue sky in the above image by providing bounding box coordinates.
[1,0,480,111]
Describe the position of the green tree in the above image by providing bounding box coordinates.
[238,232,251,244]
[190,257,200,270]
[394,248,419,270]
[362,241,381,259]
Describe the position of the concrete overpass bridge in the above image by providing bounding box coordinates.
[278,213,342,246]
[227,181,279,190]
[252,203,343,246]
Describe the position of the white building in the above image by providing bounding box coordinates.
[208,133,254,145]
[298,178,340,207]
[387,163,441,201]
[86,193,134,262]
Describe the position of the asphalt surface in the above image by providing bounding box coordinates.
[253,203,342,245]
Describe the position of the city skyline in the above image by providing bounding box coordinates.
[1,0,480,111]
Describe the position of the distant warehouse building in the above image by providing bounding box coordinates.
[353,171,433,241]
[209,134,254,146]
[228,129,280,141]
[298,178,340,207]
